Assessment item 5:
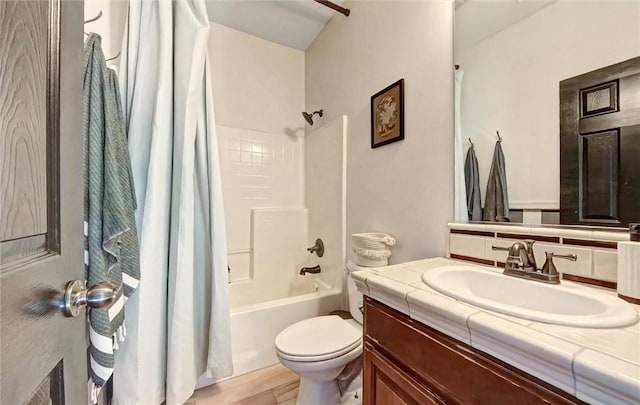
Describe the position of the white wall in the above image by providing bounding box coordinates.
[84,0,128,71]
[456,1,640,210]
[306,1,455,263]
[209,23,307,283]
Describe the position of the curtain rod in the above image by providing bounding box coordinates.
[314,0,351,17]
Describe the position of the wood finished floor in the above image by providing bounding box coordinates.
[187,364,299,405]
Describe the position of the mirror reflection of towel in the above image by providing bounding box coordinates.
[483,141,510,222]
[464,145,482,221]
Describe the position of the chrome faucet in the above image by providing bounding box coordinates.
[492,239,536,272]
[492,240,576,284]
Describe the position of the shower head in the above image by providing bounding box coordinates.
[302,109,323,125]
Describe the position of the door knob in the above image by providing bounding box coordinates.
[25,280,116,318]
[62,280,115,317]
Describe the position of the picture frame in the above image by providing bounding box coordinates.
[370,79,404,148]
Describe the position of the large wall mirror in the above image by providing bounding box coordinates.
[454,0,640,228]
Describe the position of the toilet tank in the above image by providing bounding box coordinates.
[346,261,364,324]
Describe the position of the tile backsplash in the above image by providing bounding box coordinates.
[448,223,631,288]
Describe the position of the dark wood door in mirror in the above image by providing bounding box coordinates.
[560,56,640,227]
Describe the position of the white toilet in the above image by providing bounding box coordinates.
[275,261,364,405]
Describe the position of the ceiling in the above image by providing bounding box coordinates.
[205,0,345,51]
[205,0,556,53]
[455,0,556,52]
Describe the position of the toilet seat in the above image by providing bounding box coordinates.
[275,315,362,362]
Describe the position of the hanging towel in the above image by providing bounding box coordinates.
[483,141,510,222]
[83,33,140,402]
[464,144,482,221]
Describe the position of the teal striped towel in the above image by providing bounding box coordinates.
[83,33,140,403]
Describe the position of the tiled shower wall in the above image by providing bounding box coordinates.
[209,23,306,284]
[218,127,304,282]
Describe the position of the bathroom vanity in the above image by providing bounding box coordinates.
[363,298,581,404]
[353,258,640,405]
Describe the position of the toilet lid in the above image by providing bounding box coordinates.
[275,315,362,362]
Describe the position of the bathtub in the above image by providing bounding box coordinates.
[196,277,343,388]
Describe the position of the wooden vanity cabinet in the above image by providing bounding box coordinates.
[363,297,584,405]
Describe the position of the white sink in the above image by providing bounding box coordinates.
[421,265,639,328]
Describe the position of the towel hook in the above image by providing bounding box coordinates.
[106,51,121,62]
[496,131,502,142]
[84,10,103,24]
[83,21,121,62]
[468,137,474,147]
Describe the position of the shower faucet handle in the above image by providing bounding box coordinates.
[307,238,324,257]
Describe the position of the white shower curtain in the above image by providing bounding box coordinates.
[113,1,233,404]
[454,70,467,221]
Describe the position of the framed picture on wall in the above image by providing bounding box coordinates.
[371,79,404,148]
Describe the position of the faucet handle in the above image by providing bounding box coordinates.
[541,251,577,276]
[307,238,324,257]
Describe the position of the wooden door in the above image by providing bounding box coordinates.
[1,1,86,403]
[363,343,445,405]
[560,57,640,227]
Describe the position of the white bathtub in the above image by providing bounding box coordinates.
[196,278,343,388]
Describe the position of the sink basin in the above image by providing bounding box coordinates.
[421,265,639,328]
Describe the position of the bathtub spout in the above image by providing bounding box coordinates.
[299,265,321,275]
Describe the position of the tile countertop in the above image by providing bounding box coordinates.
[351,257,640,405]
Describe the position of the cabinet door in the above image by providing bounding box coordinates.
[363,342,444,405]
